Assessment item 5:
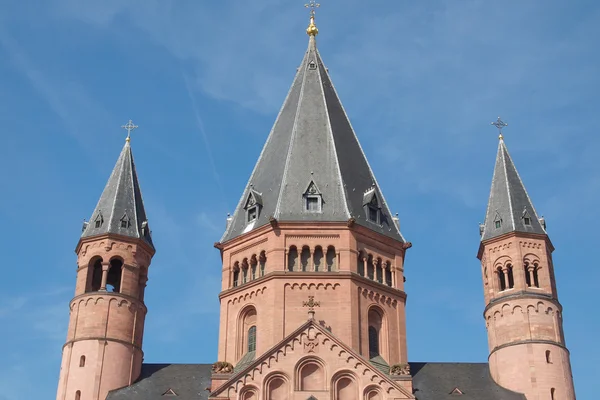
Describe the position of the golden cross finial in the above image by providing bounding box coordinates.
[305,1,320,36]
[121,119,138,142]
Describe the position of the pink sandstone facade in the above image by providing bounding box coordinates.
[56,234,153,400]
[55,15,577,400]
[478,232,576,399]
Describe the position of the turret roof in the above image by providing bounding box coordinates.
[480,137,546,241]
[221,36,404,243]
[81,140,154,249]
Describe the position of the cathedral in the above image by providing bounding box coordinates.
[55,10,577,400]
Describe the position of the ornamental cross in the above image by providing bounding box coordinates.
[121,119,139,141]
[305,0,320,17]
[303,295,320,310]
[491,117,508,138]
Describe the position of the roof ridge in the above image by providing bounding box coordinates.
[500,140,516,232]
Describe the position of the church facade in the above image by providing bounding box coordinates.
[55,14,576,400]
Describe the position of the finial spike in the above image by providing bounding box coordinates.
[121,119,139,142]
[491,116,508,140]
[305,1,320,36]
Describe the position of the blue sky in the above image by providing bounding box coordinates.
[0,1,598,399]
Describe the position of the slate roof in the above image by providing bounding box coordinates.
[221,35,404,243]
[106,364,212,400]
[480,138,546,242]
[81,140,154,249]
[411,362,526,400]
[106,362,525,399]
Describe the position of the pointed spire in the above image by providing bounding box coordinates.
[481,124,546,242]
[221,27,404,243]
[82,124,154,249]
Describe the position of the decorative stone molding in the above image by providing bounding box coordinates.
[228,286,267,305]
[284,282,340,290]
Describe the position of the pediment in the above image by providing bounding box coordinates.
[210,320,413,399]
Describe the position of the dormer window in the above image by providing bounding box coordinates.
[244,189,263,224]
[120,213,130,229]
[94,212,104,228]
[522,207,532,226]
[493,212,502,229]
[304,181,322,213]
[363,188,381,224]
[308,60,317,70]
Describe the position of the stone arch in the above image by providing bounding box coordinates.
[331,371,358,400]
[263,372,290,400]
[314,246,324,272]
[250,254,258,280]
[326,246,336,271]
[367,254,375,280]
[288,246,298,272]
[87,256,103,292]
[384,261,392,286]
[301,246,311,272]
[295,356,326,391]
[375,257,383,283]
[106,257,124,293]
[363,385,383,400]
[233,261,240,287]
[241,258,249,284]
[237,305,257,359]
[239,385,259,400]
[259,250,267,277]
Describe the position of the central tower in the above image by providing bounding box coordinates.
[210,11,413,400]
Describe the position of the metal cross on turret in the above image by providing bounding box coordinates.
[122,119,139,142]
[491,117,508,140]
[305,1,321,36]
[305,0,320,17]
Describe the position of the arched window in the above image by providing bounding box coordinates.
[507,264,514,289]
[497,267,506,291]
[247,326,257,352]
[259,251,266,277]
[301,246,310,272]
[368,326,379,357]
[233,263,240,287]
[385,262,392,286]
[546,350,552,364]
[533,264,540,287]
[368,307,384,359]
[79,355,85,367]
[288,246,298,272]
[326,246,336,271]
[239,306,257,358]
[89,258,103,292]
[75,391,81,400]
[314,246,324,272]
[367,255,375,280]
[106,259,123,293]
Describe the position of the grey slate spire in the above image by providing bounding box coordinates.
[480,137,546,241]
[221,36,404,243]
[82,139,154,249]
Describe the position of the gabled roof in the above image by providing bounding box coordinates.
[209,318,413,398]
[81,140,154,249]
[106,364,213,400]
[480,137,546,242]
[410,362,525,400]
[221,35,404,243]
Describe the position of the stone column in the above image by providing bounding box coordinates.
[100,261,110,291]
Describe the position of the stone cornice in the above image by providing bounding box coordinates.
[63,336,144,352]
[218,270,406,300]
[75,232,156,257]
[489,339,568,358]
[70,291,147,313]
[477,231,554,260]
[483,291,561,315]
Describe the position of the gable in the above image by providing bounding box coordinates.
[210,321,413,399]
